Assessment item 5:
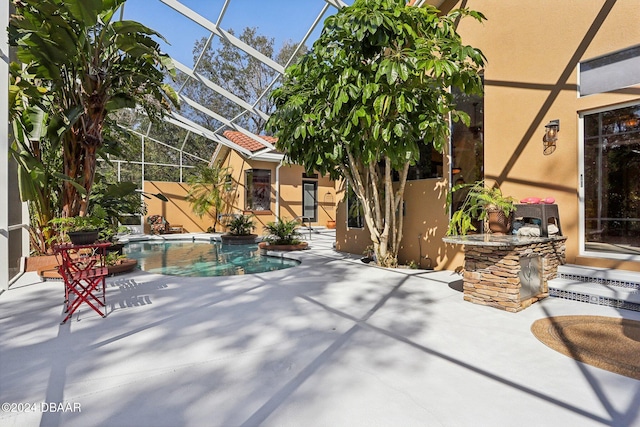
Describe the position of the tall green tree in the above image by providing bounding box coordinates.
[9,64,61,253]
[185,27,307,134]
[268,0,485,267]
[9,0,179,220]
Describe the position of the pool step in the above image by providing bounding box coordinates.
[548,264,640,312]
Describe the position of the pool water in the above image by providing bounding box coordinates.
[124,241,299,277]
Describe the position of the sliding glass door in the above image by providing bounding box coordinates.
[582,103,640,257]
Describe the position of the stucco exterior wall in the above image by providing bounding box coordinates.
[335,176,457,269]
[338,0,640,272]
[143,181,215,233]
[217,150,337,234]
[454,0,640,271]
[144,154,337,236]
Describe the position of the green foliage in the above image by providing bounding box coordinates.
[186,165,234,232]
[50,216,106,235]
[9,62,66,254]
[105,252,127,267]
[226,214,256,236]
[9,0,179,220]
[185,27,307,133]
[267,0,485,266]
[446,181,517,235]
[263,217,302,245]
[87,179,144,241]
[89,178,146,220]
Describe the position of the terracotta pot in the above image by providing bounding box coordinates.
[107,259,138,275]
[487,210,512,235]
[326,220,336,229]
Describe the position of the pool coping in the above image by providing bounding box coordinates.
[119,233,304,275]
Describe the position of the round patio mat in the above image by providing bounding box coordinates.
[531,316,640,380]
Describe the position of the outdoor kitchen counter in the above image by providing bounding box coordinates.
[442,234,567,247]
[443,234,567,312]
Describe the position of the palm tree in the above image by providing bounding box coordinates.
[186,165,235,232]
[9,0,179,220]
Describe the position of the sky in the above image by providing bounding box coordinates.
[121,0,353,66]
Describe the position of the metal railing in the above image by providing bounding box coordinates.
[293,215,313,240]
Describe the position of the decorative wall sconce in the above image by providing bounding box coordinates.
[543,119,559,155]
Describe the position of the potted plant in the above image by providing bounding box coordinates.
[361,245,376,264]
[104,252,138,275]
[259,217,308,251]
[49,215,106,245]
[220,214,258,244]
[446,180,517,235]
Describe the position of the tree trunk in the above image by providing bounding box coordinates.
[61,132,83,218]
[79,144,98,216]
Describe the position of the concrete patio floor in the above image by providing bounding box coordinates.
[1,232,639,427]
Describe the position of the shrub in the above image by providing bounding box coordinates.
[263,217,302,245]
[226,214,255,236]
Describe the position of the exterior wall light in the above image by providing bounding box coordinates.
[543,119,559,155]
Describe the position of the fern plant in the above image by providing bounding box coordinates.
[226,214,255,236]
[263,217,302,245]
[446,180,516,235]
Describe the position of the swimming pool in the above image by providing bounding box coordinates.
[124,241,299,277]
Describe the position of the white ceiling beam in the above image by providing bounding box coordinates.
[173,59,270,122]
[178,33,214,94]
[215,0,232,26]
[117,124,210,163]
[166,113,255,157]
[179,94,276,151]
[324,0,348,8]
[159,0,285,74]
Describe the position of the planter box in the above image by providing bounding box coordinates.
[107,259,138,275]
[258,241,308,252]
[220,234,258,245]
[25,255,59,272]
[29,256,137,278]
[68,230,99,245]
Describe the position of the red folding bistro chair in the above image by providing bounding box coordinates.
[54,242,110,324]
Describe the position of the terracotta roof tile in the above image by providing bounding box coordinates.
[223,130,277,153]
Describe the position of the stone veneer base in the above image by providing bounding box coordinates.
[444,235,567,312]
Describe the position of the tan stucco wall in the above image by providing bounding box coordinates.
[338,0,640,272]
[335,177,457,269]
[217,150,337,235]
[143,181,215,233]
[144,154,337,236]
[455,0,640,272]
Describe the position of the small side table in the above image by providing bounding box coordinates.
[514,204,562,237]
